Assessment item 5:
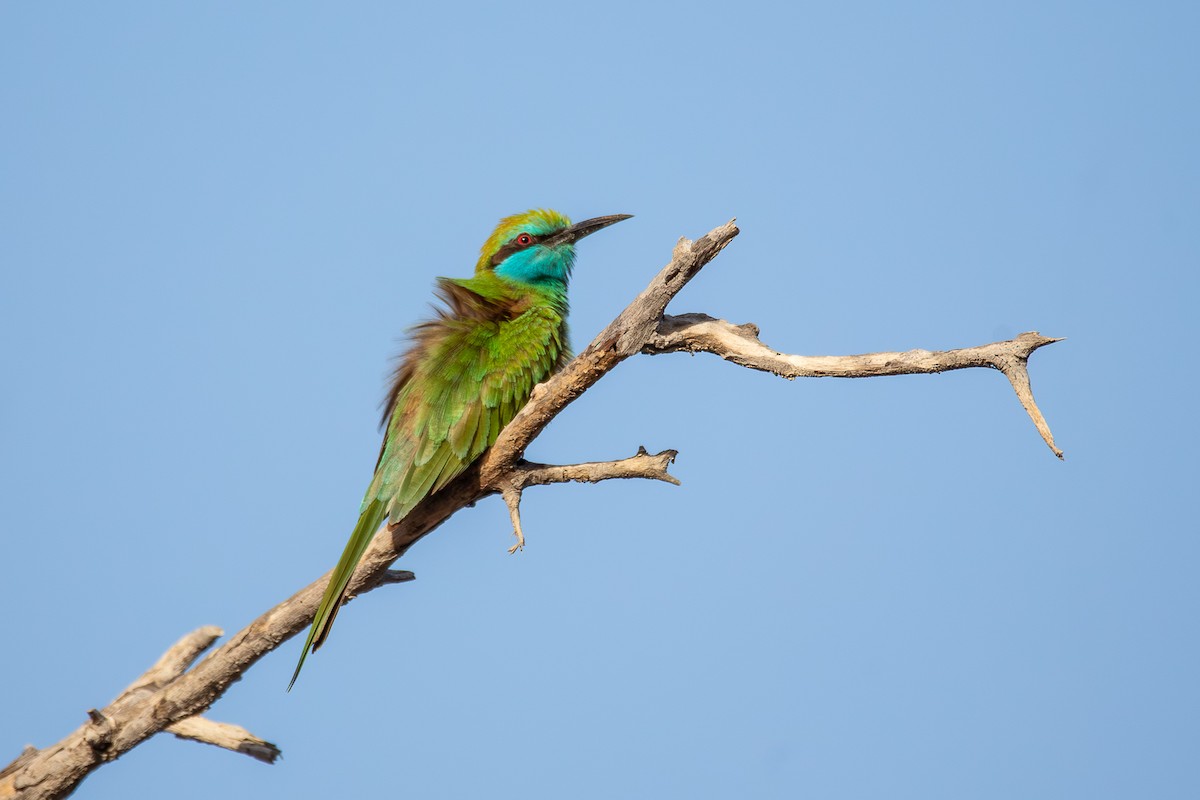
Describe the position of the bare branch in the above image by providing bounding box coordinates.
[515,447,681,489]
[2,218,1065,799]
[119,626,224,699]
[645,313,1064,458]
[166,718,280,765]
[494,448,682,550]
[0,627,226,800]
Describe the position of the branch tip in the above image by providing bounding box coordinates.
[167,717,281,764]
[996,356,1064,459]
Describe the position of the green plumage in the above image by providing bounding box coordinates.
[289,209,630,690]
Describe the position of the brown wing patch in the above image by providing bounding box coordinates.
[378,279,530,434]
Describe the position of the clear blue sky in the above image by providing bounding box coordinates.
[2,3,1197,798]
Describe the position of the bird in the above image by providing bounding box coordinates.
[288,209,631,690]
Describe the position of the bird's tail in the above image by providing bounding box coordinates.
[288,498,389,691]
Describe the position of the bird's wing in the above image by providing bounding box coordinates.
[289,296,564,689]
[370,304,565,516]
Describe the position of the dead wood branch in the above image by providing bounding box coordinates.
[166,718,280,764]
[1,219,1063,799]
[644,313,1064,458]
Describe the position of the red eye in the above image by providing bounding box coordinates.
[516,233,533,246]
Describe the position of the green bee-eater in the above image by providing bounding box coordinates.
[289,209,631,689]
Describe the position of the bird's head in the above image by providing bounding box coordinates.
[476,209,631,288]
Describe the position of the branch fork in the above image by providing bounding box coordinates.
[494,447,682,553]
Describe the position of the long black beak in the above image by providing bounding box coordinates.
[545,214,632,247]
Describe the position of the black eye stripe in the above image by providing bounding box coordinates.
[489,232,542,267]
